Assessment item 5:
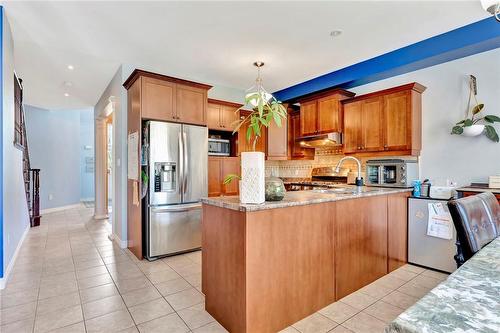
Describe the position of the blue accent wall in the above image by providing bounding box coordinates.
[0,5,4,279]
[273,17,500,101]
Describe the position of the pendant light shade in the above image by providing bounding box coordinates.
[245,61,274,107]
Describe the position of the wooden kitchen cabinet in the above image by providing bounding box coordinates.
[387,192,411,272]
[176,84,208,125]
[288,110,315,160]
[267,109,288,160]
[208,156,240,197]
[335,195,388,299]
[141,77,176,122]
[299,89,355,137]
[342,82,425,156]
[207,99,242,131]
[237,110,267,155]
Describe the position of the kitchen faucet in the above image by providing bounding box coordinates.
[335,156,364,186]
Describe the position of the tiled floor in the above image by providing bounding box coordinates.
[0,207,449,333]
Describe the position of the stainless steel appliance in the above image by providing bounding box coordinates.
[144,121,208,260]
[408,197,457,273]
[284,167,349,191]
[366,159,418,188]
[208,138,230,156]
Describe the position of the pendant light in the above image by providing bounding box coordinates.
[481,0,500,21]
[245,61,274,107]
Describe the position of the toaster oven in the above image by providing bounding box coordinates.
[366,159,418,188]
[208,138,230,156]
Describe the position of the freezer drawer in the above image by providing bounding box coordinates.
[148,203,201,258]
[408,198,457,273]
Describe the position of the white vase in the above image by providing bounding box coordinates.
[462,124,485,137]
[240,151,265,204]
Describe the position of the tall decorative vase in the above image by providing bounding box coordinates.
[240,151,265,204]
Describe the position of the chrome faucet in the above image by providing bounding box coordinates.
[335,156,364,186]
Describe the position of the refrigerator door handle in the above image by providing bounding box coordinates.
[150,203,201,213]
[178,131,184,199]
[183,131,188,196]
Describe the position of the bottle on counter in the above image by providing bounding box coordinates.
[413,180,422,197]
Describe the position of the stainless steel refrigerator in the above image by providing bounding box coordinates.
[144,121,207,260]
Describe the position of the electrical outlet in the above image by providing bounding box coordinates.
[49,194,53,201]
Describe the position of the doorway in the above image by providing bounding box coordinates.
[106,113,113,217]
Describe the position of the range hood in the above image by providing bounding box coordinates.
[298,132,343,148]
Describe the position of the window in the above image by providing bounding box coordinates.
[14,74,24,149]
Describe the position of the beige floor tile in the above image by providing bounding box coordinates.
[358,282,393,300]
[163,255,193,270]
[144,268,181,284]
[77,273,113,290]
[329,325,354,332]
[397,281,432,299]
[137,260,171,274]
[75,265,109,280]
[340,291,377,310]
[399,264,425,274]
[185,251,202,264]
[342,312,387,333]
[48,321,86,333]
[137,313,189,333]
[82,295,126,319]
[420,269,449,281]
[37,292,81,315]
[79,283,119,303]
[388,268,418,282]
[177,302,215,329]
[165,287,205,311]
[372,275,407,291]
[34,304,83,333]
[363,300,404,323]
[409,274,442,290]
[172,263,201,277]
[319,301,359,323]
[184,273,202,287]
[0,287,39,309]
[118,326,139,333]
[0,301,37,324]
[85,309,135,333]
[382,291,418,310]
[278,327,300,333]
[192,321,229,333]
[74,259,104,271]
[155,277,192,296]
[114,276,153,294]
[292,313,337,333]
[0,318,34,333]
[128,298,174,325]
[122,286,162,307]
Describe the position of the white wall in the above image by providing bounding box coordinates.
[348,48,500,186]
[2,10,29,281]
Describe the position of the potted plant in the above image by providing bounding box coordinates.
[451,76,500,142]
[223,92,287,204]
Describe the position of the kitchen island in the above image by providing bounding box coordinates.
[201,187,411,333]
[386,237,500,333]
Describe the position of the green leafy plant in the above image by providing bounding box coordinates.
[451,77,500,142]
[223,92,287,185]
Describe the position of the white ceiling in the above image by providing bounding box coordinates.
[2,1,489,110]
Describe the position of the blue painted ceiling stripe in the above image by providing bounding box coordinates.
[273,17,500,102]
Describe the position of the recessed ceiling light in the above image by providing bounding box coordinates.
[64,93,70,97]
[63,81,73,87]
[67,65,74,70]
[330,30,343,37]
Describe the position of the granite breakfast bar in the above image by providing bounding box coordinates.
[201,187,411,333]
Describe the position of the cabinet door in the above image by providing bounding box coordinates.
[289,112,314,159]
[343,102,362,154]
[176,84,207,126]
[335,196,388,299]
[361,97,384,152]
[384,91,411,151]
[221,157,240,196]
[237,114,267,155]
[267,114,287,160]
[388,192,410,272]
[207,102,222,130]
[300,100,318,136]
[142,77,176,121]
[221,105,239,131]
[208,157,222,197]
[318,96,341,133]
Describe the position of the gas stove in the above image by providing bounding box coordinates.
[284,167,349,191]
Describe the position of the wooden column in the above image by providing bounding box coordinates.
[94,118,108,220]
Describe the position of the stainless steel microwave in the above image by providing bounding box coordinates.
[366,159,418,188]
[208,138,230,156]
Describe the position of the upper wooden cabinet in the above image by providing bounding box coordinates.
[207,99,242,131]
[237,110,267,155]
[123,69,212,126]
[267,109,288,160]
[299,89,355,137]
[288,109,315,160]
[342,82,426,156]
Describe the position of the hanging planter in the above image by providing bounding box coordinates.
[223,61,288,204]
[451,75,500,142]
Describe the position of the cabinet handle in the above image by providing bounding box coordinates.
[357,146,361,150]
[384,144,388,150]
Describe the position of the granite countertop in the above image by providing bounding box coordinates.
[457,186,500,194]
[386,237,500,333]
[201,186,412,212]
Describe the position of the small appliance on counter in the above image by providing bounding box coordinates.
[208,138,230,156]
[366,159,418,188]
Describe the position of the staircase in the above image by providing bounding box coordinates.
[17,77,41,227]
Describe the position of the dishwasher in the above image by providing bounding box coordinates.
[408,197,457,273]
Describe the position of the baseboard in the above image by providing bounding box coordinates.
[94,214,109,220]
[108,233,128,249]
[41,203,83,214]
[0,223,30,289]
[80,197,94,202]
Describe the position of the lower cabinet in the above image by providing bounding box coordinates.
[208,156,240,197]
[388,192,411,272]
